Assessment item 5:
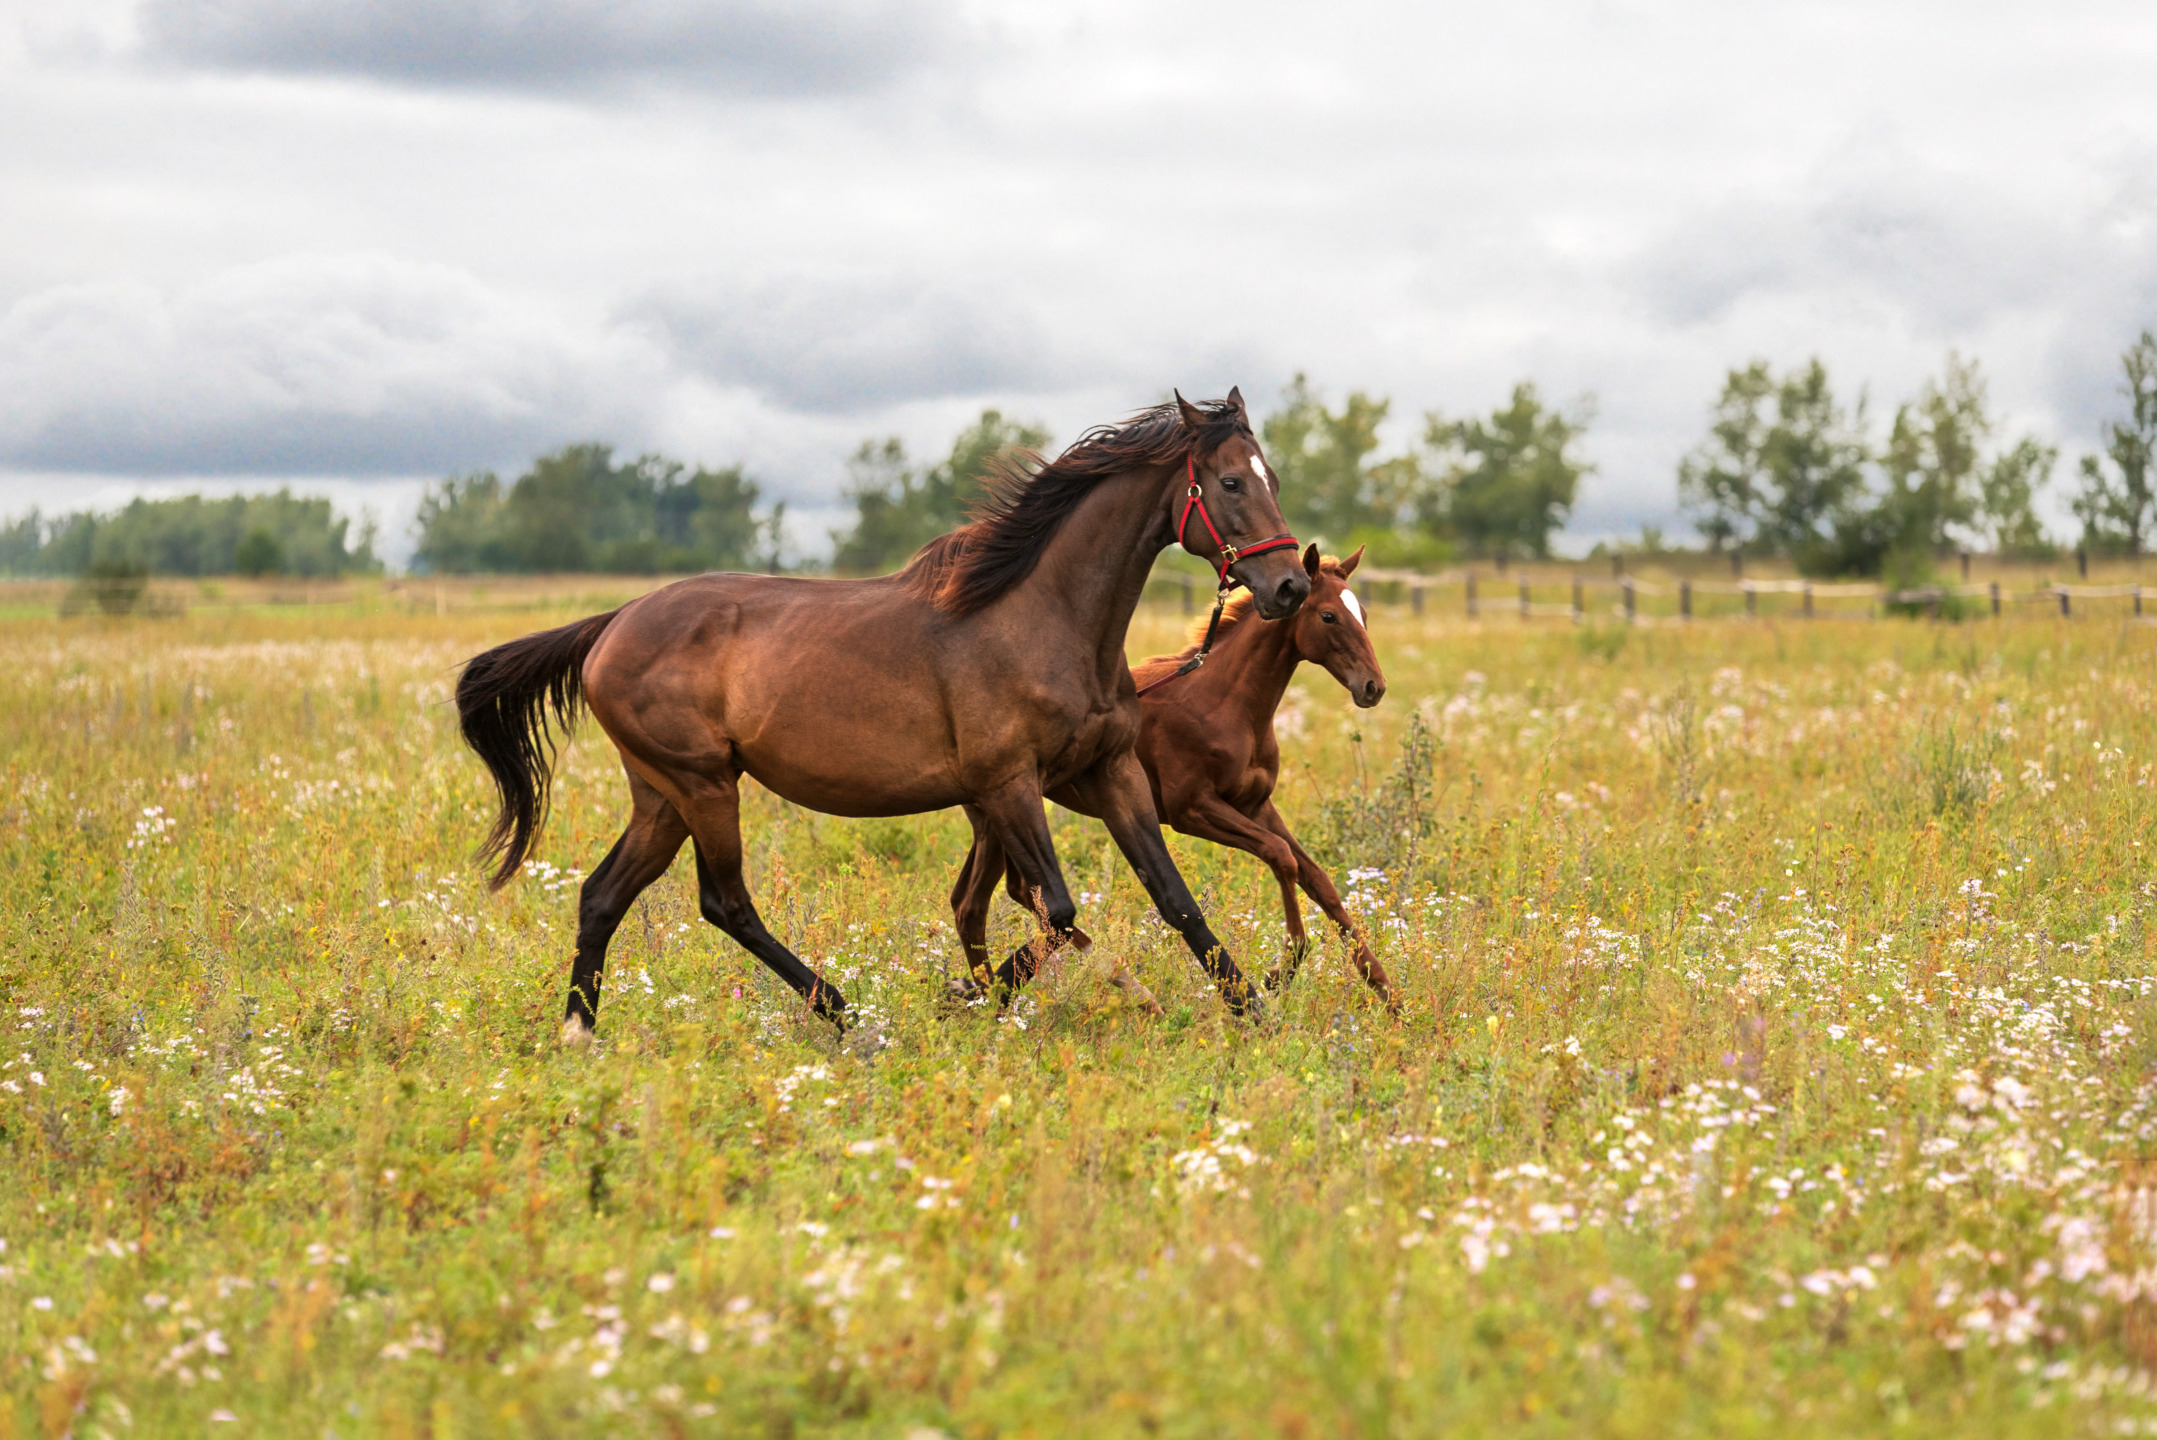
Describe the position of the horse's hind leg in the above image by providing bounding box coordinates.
[971,784,1081,999]
[678,780,849,1030]
[949,807,1006,988]
[566,766,690,1043]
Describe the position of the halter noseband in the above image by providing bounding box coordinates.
[1176,450,1300,591]
[1137,450,1300,698]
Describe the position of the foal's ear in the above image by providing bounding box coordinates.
[1340,544,1365,579]
[1303,542,1323,578]
[1174,389,1209,431]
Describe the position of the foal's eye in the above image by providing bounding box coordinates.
[1321,611,1338,624]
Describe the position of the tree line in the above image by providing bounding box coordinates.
[1677,333,2156,575]
[0,491,379,580]
[4,334,2149,581]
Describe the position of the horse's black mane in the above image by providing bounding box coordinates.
[904,396,1250,615]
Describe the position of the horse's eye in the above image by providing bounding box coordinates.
[1321,611,1338,624]
[1219,475,1241,492]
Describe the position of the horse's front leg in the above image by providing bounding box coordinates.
[1064,752,1263,1021]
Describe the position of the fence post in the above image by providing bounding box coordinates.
[1731,549,1743,579]
[2137,584,2145,618]
[1622,576,1636,622]
[1680,579,1692,620]
[1181,573,1193,614]
[2059,586,2071,618]
[1519,578,1531,619]
[1571,574,1584,623]
[1744,584,1756,618]
[1466,573,1478,618]
[2077,550,2089,579]
[1411,583,1424,617]
[1990,581,2001,617]
[1612,551,1625,579]
[1960,551,1971,582]
[1802,582,1814,618]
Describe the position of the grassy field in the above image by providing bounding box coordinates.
[2,585,2154,1437]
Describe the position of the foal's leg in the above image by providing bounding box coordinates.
[1064,753,1263,1020]
[1158,791,1306,992]
[675,778,850,1029]
[1260,801,1398,1011]
[564,767,690,1043]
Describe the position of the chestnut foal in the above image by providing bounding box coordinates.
[952,544,1397,1010]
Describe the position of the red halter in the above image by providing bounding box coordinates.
[1137,451,1300,698]
[1176,450,1300,591]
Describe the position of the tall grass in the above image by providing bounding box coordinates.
[1,599,2153,1436]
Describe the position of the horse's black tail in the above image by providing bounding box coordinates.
[456,610,619,890]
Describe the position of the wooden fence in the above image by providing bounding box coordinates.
[1147,567,2152,624]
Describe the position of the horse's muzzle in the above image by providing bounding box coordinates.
[1250,569,1310,620]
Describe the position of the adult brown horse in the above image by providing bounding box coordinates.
[950,545,1399,1012]
[455,390,1308,1041]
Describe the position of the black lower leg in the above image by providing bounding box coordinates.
[564,834,627,1028]
[694,847,849,1031]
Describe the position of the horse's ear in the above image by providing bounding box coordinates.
[1339,544,1364,579]
[1174,389,1208,431]
[1303,543,1322,578]
[1226,385,1247,421]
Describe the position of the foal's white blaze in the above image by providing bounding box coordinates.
[1341,588,1366,628]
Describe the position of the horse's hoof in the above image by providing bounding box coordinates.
[1069,926,1095,952]
[560,1016,596,1050]
[1261,966,1287,994]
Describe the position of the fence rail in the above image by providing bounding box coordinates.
[1152,565,2152,624]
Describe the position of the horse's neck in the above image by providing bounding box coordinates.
[1199,608,1303,739]
[1032,465,1180,685]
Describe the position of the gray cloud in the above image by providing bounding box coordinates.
[630,272,1090,413]
[136,0,950,94]
[0,255,660,475]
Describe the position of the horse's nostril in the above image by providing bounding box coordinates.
[1277,576,1307,609]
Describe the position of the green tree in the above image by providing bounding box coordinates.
[2074,330,2157,555]
[1419,383,1592,560]
[233,527,284,577]
[411,446,780,575]
[1980,436,2057,557]
[412,474,510,575]
[1260,375,1414,541]
[1879,353,1989,555]
[1678,359,1869,566]
[830,410,1050,573]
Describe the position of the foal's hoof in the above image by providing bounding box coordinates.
[844,1023,892,1059]
[936,976,991,1017]
[1261,965,1287,994]
[560,1015,596,1050]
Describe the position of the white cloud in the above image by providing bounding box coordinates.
[629,269,1085,412]
[0,254,663,475]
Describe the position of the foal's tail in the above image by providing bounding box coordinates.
[456,609,620,890]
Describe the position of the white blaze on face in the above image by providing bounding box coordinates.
[1250,453,1272,486]
[1340,587,1365,628]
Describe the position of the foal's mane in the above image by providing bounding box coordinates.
[903,396,1251,615]
[1143,555,1352,668]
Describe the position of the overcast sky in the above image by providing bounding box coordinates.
[4,0,2156,565]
